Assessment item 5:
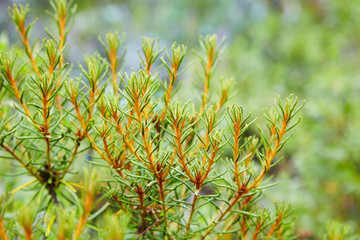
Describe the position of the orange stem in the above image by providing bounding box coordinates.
[0,216,9,240]
[73,193,93,239]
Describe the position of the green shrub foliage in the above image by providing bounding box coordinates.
[0,0,305,239]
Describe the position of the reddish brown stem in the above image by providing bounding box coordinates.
[201,190,246,240]
[135,186,147,234]
[1,143,38,178]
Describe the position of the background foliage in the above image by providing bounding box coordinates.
[1,0,360,239]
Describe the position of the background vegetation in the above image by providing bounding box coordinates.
[1,0,359,239]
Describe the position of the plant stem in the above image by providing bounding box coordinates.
[22,224,33,240]
[1,143,38,178]
[250,119,288,189]
[18,22,39,76]
[185,193,199,236]
[60,141,80,179]
[251,220,262,240]
[73,192,93,240]
[158,180,171,239]
[200,45,215,114]
[266,215,282,237]
[135,186,147,234]
[0,216,9,240]
[201,193,243,240]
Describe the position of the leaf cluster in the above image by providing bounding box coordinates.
[0,1,305,239]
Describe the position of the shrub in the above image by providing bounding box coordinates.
[0,0,304,239]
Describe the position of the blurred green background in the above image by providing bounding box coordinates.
[1,0,360,238]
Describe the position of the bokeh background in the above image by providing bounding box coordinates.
[1,0,360,238]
